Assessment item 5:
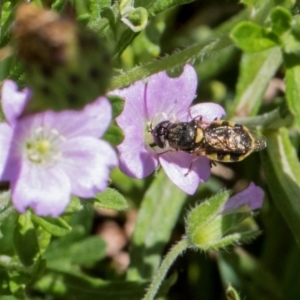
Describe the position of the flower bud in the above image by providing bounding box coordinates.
[186,183,264,250]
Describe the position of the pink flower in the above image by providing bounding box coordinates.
[220,182,264,214]
[0,80,118,216]
[111,65,225,194]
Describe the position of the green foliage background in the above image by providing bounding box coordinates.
[0,0,300,299]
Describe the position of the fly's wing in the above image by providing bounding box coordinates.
[13,3,112,114]
[191,123,267,162]
[248,129,267,152]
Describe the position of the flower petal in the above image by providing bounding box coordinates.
[76,97,112,137]
[159,151,211,194]
[118,139,158,178]
[32,97,112,139]
[1,80,31,125]
[112,81,159,178]
[0,123,14,179]
[220,182,264,213]
[188,103,226,121]
[113,80,148,130]
[61,138,117,196]
[146,65,198,120]
[11,162,71,217]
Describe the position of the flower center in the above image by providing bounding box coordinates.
[26,126,65,165]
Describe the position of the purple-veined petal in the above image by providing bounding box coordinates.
[83,97,112,137]
[146,65,198,120]
[61,137,117,196]
[113,80,148,129]
[188,103,226,122]
[1,80,31,125]
[113,79,158,178]
[11,162,71,217]
[220,182,264,214]
[118,138,158,178]
[116,111,146,156]
[0,123,14,179]
[159,151,211,195]
[29,97,112,139]
[62,96,113,138]
[0,113,53,181]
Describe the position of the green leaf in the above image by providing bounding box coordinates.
[8,272,28,299]
[187,190,230,236]
[30,258,47,282]
[0,211,17,255]
[281,31,300,54]
[0,56,15,83]
[196,46,238,81]
[127,171,187,280]
[92,188,128,211]
[98,4,118,35]
[284,55,300,127]
[271,6,292,35]
[69,236,106,266]
[0,191,11,214]
[0,196,17,255]
[186,191,260,250]
[233,103,294,130]
[74,0,90,23]
[44,228,84,254]
[35,230,52,260]
[102,124,124,146]
[121,7,148,32]
[108,95,125,118]
[282,244,300,298]
[0,269,10,295]
[231,22,278,52]
[43,228,86,271]
[31,215,71,237]
[262,128,300,246]
[218,249,282,300]
[147,0,196,15]
[34,231,103,271]
[13,213,40,267]
[112,0,196,57]
[64,196,83,214]
[203,230,261,251]
[35,272,151,300]
[230,47,282,117]
[226,282,241,300]
[240,0,258,5]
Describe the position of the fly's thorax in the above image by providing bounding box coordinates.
[166,122,200,150]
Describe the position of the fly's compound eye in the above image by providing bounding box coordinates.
[151,121,171,148]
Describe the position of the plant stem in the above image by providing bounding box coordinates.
[109,35,233,90]
[142,238,190,300]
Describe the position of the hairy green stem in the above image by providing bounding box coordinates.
[142,238,189,300]
[109,34,234,90]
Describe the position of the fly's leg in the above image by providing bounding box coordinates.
[184,154,202,176]
[184,154,216,177]
[210,160,217,167]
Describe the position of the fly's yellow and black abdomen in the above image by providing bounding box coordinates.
[150,119,266,163]
[193,120,266,162]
